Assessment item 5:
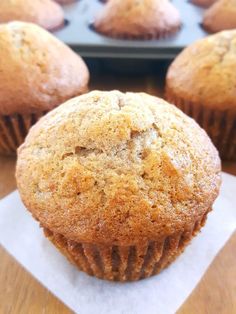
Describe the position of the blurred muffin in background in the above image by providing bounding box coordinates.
[55,0,76,5]
[16,90,221,282]
[94,0,181,39]
[0,22,89,155]
[0,0,64,31]
[191,0,216,8]
[203,0,236,33]
[166,30,236,160]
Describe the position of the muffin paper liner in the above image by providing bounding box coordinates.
[44,210,209,282]
[0,112,46,155]
[93,24,181,41]
[166,87,236,161]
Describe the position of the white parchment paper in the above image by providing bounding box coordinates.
[0,172,235,314]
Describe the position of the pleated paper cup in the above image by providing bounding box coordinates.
[93,24,181,40]
[0,112,46,155]
[44,208,210,282]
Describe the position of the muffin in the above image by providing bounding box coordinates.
[191,0,216,8]
[166,30,236,160]
[16,90,221,282]
[0,22,89,155]
[0,0,64,31]
[94,0,181,39]
[203,0,236,33]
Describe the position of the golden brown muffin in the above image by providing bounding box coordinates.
[191,0,216,8]
[94,0,181,39]
[0,0,64,31]
[203,0,236,33]
[16,90,221,281]
[0,22,89,155]
[166,30,236,160]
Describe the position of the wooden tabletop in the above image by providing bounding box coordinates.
[0,72,235,314]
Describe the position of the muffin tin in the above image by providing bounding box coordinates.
[54,0,208,59]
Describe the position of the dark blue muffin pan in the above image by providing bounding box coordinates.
[54,0,208,59]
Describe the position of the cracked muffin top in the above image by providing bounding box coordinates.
[0,22,89,115]
[94,0,181,39]
[0,0,64,31]
[203,0,236,33]
[166,30,236,113]
[16,91,221,246]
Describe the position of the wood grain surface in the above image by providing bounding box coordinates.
[0,73,235,314]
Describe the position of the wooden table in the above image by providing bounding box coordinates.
[0,73,235,314]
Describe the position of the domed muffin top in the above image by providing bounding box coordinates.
[166,30,236,113]
[203,0,236,33]
[16,91,221,245]
[0,22,89,115]
[94,0,181,39]
[0,0,64,30]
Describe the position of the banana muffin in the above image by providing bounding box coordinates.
[94,0,181,39]
[166,30,236,160]
[0,22,89,155]
[191,0,216,8]
[16,90,221,281]
[0,0,64,31]
[203,0,236,33]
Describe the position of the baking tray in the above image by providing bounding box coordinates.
[54,0,208,59]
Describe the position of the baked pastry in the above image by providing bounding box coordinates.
[0,22,89,155]
[203,0,236,33]
[94,0,181,39]
[191,0,216,8]
[166,30,236,160]
[16,90,221,281]
[0,0,64,31]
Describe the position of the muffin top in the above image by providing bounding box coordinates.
[94,0,181,39]
[16,91,221,245]
[0,22,89,115]
[0,0,64,31]
[191,0,216,8]
[203,0,236,33]
[166,30,236,113]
